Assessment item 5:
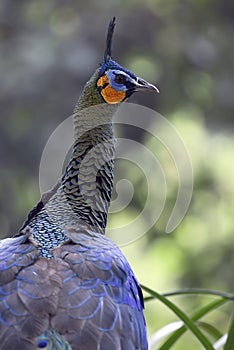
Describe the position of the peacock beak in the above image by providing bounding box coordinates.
[134,77,159,93]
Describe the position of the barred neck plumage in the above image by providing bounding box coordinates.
[61,69,118,231]
[27,69,119,255]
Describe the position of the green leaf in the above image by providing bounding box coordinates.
[141,285,214,350]
[224,308,234,350]
[162,288,234,300]
[143,288,234,303]
[152,298,227,349]
[197,321,223,340]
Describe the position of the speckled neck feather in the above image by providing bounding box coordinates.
[28,69,119,257]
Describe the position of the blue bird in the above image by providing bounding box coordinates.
[0,18,159,349]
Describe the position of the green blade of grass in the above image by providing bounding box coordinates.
[163,289,234,300]
[143,288,234,303]
[141,285,214,350]
[197,321,223,340]
[223,308,234,350]
[152,298,227,350]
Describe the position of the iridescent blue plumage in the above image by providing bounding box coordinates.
[99,58,137,80]
[0,228,148,349]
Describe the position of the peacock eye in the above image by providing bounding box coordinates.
[114,74,126,85]
[37,340,48,348]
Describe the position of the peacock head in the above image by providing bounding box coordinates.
[96,17,159,104]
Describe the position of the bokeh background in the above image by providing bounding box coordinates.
[1,1,234,349]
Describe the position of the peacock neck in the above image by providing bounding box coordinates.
[34,69,119,236]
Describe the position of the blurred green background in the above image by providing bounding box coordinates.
[1,1,234,348]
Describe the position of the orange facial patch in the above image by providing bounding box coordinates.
[101,85,126,104]
[97,75,126,104]
[97,75,108,88]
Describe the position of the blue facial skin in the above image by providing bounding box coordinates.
[106,70,128,91]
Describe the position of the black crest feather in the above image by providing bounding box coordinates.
[104,17,116,63]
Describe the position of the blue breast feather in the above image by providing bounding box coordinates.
[0,231,147,348]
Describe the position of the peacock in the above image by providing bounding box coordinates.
[0,18,159,350]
